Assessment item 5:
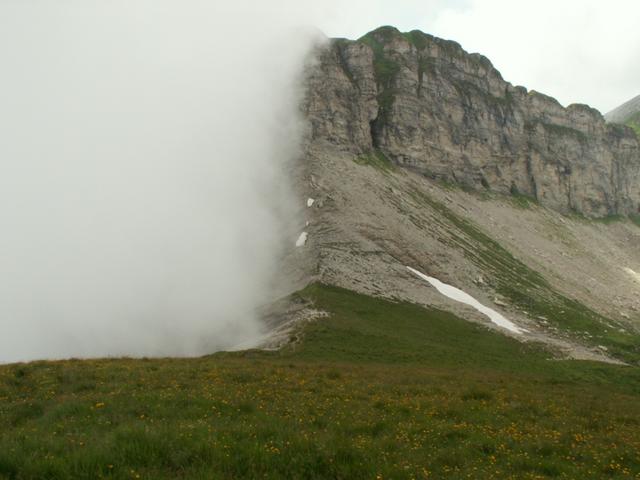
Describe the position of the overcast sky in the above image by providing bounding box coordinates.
[319,0,639,113]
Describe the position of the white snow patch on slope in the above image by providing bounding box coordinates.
[624,267,640,284]
[295,232,308,247]
[307,198,315,207]
[407,266,527,334]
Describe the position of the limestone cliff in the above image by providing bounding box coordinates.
[304,26,640,217]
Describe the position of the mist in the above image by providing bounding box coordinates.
[0,1,328,363]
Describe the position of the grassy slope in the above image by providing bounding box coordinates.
[2,284,640,479]
[625,111,640,136]
[352,152,639,363]
[403,187,640,365]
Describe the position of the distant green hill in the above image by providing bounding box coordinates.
[606,94,640,135]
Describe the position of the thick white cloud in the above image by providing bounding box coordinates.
[0,0,326,363]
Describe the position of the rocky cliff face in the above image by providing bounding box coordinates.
[304,27,640,217]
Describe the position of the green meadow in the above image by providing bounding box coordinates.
[1,284,639,479]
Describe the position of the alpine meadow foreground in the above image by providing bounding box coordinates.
[2,285,640,479]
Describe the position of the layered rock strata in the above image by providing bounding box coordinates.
[304,27,640,217]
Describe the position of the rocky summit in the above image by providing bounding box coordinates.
[305,26,640,217]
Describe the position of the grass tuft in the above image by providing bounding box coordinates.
[353,149,395,172]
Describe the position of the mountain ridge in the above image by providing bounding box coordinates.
[606,94,640,136]
[606,94,640,122]
[306,26,640,218]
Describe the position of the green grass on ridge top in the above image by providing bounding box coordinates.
[293,284,640,387]
[625,111,640,136]
[1,284,640,479]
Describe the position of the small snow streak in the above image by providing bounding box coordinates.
[296,232,308,247]
[624,267,640,284]
[407,266,526,334]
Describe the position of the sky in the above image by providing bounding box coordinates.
[319,0,639,113]
[0,0,637,363]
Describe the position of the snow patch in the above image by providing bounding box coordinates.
[407,266,527,334]
[624,267,640,284]
[307,198,315,208]
[295,232,308,247]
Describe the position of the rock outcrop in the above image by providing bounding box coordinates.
[304,27,640,217]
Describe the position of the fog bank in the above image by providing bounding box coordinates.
[0,1,325,363]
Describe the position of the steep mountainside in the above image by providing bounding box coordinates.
[306,27,640,218]
[282,27,640,365]
[606,94,640,136]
